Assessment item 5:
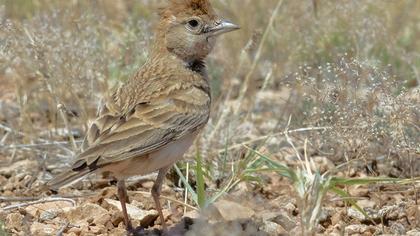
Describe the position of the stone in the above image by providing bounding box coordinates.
[105,198,158,226]
[213,199,255,221]
[344,224,371,235]
[271,211,296,231]
[66,203,109,226]
[5,213,24,230]
[93,212,111,226]
[184,210,200,219]
[30,222,59,235]
[390,222,406,235]
[26,200,73,220]
[312,156,335,173]
[260,221,287,235]
[407,229,420,236]
[356,199,376,209]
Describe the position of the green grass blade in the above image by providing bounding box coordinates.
[174,164,198,205]
[195,150,207,208]
[330,176,400,185]
[245,146,297,180]
[330,186,371,220]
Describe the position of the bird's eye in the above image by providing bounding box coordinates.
[186,19,201,31]
[188,20,199,28]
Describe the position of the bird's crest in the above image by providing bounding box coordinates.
[159,0,216,19]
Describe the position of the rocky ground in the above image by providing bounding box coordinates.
[1,1,420,235]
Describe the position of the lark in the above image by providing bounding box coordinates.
[49,0,239,232]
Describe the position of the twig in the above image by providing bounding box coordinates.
[0,193,95,203]
[130,191,198,211]
[55,222,69,236]
[2,197,76,211]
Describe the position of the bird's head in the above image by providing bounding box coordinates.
[155,0,239,62]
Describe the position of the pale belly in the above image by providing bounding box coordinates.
[100,131,198,179]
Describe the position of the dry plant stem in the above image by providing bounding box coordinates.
[244,68,273,122]
[130,191,198,211]
[58,104,78,151]
[0,131,10,144]
[234,0,284,115]
[219,126,331,152]
[184,162,190,214]
[207,36,251,143]
[1,197,76,211]
[0,193,95,203]
[0,123,74,154]
[55,222,69,236]
[2,140,83,150]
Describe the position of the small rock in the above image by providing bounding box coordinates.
[30,222,59,235]
[110,227,128,236]
[26,201,73,219]
[344,224,371,234]
[312,156,335,173]
[213,199,255,221]
[347,205,403,223]
[318,207,334,223]
[348,185,369,197]
[283,202,296,215]
[258,210,278,222]
[66,232,78,236]
[271,211,296,231]
[40,210,57,221]
[331,210,344,226]
[184,210,200,219]
[407,229,420,236]
[390,222,406,235]
[110,209,124,226]
[93,212,111,226]
[66,203,108,225]
[347,208,367,222]
[67,226,81,235]
[105,198,158,226]
[141,181,154,189]
[5,212,24,230]
[89,225,105,234]
[357,199,376,209]
[260,221,287,235]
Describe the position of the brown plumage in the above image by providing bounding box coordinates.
[48,0,239,233]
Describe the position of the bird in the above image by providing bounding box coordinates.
[48,0,239,233]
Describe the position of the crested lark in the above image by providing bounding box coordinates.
[49,0,239,232]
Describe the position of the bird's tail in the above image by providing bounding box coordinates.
[48,169,92,191]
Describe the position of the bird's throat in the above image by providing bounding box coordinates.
[186,59,206,76]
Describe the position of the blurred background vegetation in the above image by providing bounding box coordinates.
[0,0,419,234]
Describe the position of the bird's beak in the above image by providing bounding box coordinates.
[207,20,240,37]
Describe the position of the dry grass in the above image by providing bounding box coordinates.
[0,0,419,235]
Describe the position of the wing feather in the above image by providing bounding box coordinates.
[73,84,210,168]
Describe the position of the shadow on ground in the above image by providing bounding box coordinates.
[131,217,269,236]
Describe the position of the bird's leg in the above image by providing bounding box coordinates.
[151,166,171,231]
[117,180,133,232]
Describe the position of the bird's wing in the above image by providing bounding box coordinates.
[71,82,210,171]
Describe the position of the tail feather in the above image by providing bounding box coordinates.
[48,169,92,190]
